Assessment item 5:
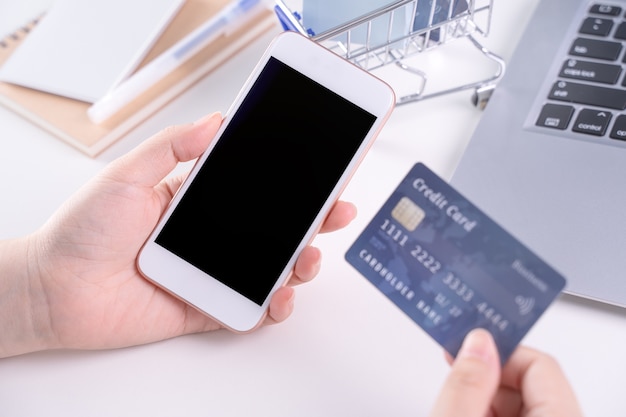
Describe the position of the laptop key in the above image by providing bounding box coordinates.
[536,103,575,129]
[569,37,622,60]
[580,17,613,36]
[589,4,622,16]
[614,21,626,40]
[609,114,626,140]
[548,80,626,109]
[572,108,612,136]
[559,59,621,84]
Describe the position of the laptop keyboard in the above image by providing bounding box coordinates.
[535,3,626,140]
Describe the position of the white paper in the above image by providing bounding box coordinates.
[0,0,185,102]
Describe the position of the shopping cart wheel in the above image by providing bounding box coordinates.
[471,84,496,110]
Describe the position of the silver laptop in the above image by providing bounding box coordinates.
[451,0,626,308]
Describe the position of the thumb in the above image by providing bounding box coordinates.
[104,112,222,188]
[429,329,501,417]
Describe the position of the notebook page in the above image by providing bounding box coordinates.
[0,0,185,103]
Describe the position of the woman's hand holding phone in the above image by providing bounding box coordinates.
[0,112,356,358]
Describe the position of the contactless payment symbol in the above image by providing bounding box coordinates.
[515,295,535,316]
[391,197,425,231]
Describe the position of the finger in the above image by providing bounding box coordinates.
[290,246,322,286]
[104,112,222,187]
[263,244,323,326]
[490,387,523,416]
[265,286,295,325]
[319,201,357,233]
[429,328,501,417]
[500,346,583,417]
[160,172,189,203]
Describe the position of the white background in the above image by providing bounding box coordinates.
[1,1,625,416]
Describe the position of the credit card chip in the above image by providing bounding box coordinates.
[391,197,425,231]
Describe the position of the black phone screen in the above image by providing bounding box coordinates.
[155,57,376,306]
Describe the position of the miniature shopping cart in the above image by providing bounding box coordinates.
[274,0,505,108]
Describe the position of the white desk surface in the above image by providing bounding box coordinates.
[1,1,625,416]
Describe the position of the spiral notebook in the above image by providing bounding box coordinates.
[0,0,275,157]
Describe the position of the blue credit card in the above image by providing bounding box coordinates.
[345,163,566,363]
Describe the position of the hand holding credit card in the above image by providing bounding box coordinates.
[345,163,566,363]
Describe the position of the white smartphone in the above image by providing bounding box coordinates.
[137,31,395,332]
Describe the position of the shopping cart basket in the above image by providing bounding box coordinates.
[274,0,505,108]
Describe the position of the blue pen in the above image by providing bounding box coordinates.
[87,0,262,124]
[273,1,311,35]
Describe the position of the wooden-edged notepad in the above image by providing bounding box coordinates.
[0,0,275,157]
